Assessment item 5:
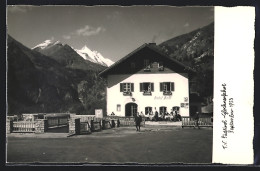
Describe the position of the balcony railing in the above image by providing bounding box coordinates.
[158,66,164,71]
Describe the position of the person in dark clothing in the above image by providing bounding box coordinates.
[135,112,142,131]
[154,110,159,121]
[194,112,200,129]
[176,111,182,121]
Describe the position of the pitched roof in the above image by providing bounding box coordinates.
[99,43,195,77]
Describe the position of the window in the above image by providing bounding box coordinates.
[123,83,131,92]
[145,107,153,115]
[158,62,164,71]
[117,104,121,112]
[172,106,180,114]
[159,106,167,114]
[160,82,174,95]
[144,59,151,71]
[144,59,150,67]
[163,82,170,91]
[120,83,134,95]
[140,82,154,95]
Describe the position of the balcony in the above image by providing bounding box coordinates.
[143,91,152,96]
[163,91,172,95]
[143,66,151,72]
[123,91,132,96]
[158,66,164,71]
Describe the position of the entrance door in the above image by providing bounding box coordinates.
[125,103,138,116]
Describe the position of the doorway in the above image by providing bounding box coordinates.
[125,103,138,116]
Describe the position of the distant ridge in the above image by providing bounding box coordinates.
[159,22,214,106]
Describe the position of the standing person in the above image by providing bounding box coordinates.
[170,109,174,121]
[149,110,153,121]
[154,108,159,121]
[135,112,142,131]
[173,109,177,121]
[194,111,200,129]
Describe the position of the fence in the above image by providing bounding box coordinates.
[46,117,68,128]
[104,116,145,127]
[12,121,35,133]
[70,114,102,123]
[182,116,213,128]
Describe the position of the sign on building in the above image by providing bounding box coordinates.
[95,109,103,118]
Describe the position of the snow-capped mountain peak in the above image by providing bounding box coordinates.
[75,45,114,67]
[32,39,53,49]
[32,39,114,67]
[32,40,64,50]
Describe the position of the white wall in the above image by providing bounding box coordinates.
[107,73,189,116]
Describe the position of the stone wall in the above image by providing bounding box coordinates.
[69,118,81,135]
[34,119,48,133]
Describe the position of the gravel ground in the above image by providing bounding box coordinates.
[6,125,212,164]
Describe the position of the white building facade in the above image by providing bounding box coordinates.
[99,43,194,117]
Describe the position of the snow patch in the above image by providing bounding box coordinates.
[32,40,53,49]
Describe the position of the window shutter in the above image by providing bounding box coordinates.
[151,83,154,92]
[160,83,163,92]
[120,83,123,92]
[171,82,175,91]
[131,83,134,92]
[140,83,143,92]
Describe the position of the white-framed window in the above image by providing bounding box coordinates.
[123,83,131,92]
[159,106,167,114]
[120,83,134,95]
[140,82,154,92]
[160,82,174,95]
[164,82,170,91]
[117,104,121,112]
[160,82,174,91]
[145,106,153,115]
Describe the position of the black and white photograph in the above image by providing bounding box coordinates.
[5,5,255,165]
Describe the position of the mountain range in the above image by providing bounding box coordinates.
[159,22,214,100]
[33,39,114,67]
[7,35,107,114]
[7,22,214,115]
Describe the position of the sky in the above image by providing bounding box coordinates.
[7,6,214,62]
